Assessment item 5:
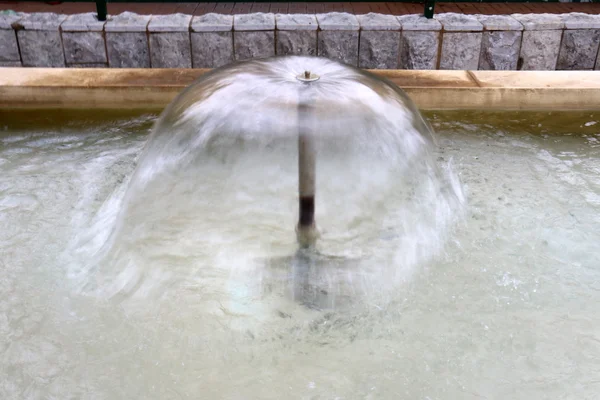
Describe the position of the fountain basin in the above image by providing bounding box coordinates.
[2,107,600,398]
[1,61,600,398]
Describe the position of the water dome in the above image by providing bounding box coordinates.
[70,56,464,310]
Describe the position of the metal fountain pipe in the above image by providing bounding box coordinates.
[296,70,319,247]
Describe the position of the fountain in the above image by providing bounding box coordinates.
[68,55,464,309]
[4,60,600,398]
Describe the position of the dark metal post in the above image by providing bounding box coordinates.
[298,110,316,231]
[95,0,107,22]
[424,0,435,19]
[296,71,319,247]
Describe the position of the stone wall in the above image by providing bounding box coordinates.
[1,10,599,70]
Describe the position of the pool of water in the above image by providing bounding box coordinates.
[1,110,600,399]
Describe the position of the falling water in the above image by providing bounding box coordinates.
[67,56,465,309]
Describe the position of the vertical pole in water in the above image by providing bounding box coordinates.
[296,71,319,247]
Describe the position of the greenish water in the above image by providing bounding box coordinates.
[2,109,599,134]
[1,110,599,399]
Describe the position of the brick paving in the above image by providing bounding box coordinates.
[1,1,599,16]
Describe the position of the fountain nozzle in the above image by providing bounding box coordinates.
[296,71,320,83]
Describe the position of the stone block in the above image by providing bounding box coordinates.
[275,14,317,56]
[18,30,65,67]
[359,31,400,69]
[397,15,441,69]
[477,15,523,70]
[436,13,482,70]
[16,13,67,67]
[512,13,563,71]
[318,31,359,66]
[316,12,359,31]
[191,32,233,68]
[105,12,151,68]
[435,13,483,31]
[479,31,522,70]
[399,31,440,70]
[148,14,192,68]
[148,13,191,32]
[557,29,600,70]
[397,14,442,31]
[0,29,20,62]
[440,32,482,70]
[106,32,150,68]
[190,14,233,67]
[560,12,600,29]
[317,13,359,65]
[556,13,600,70]
[0,61,22,67]
[61,13,106,64]
[519,30,562,70]
[0,11,22,30]
[276,31,317,56]
[105,11,151,32]
[68,63,108,68]
[149,33,191,68]
[233,13,274,61]
[358,12,400,31]
[234,13,275,31]
[18,12,65,30]
[512,13,564,30]
[477,15,523,31]
[357,13,400,69]
[62,31,106,64]
[191,13,232,32]
[0,12,22,63]
[61,11,105,31]
[276,14,317,31]
[234,31,275,61]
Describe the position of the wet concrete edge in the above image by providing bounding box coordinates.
[1,68,600,110]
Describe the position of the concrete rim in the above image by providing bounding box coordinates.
[1,68,600,110]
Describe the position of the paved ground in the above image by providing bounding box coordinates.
[1,1,600,16]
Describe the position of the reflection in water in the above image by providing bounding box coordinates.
[264,249,365,311]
